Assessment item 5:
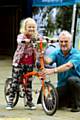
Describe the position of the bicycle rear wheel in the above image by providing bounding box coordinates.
[41,81,58,116]
[4,78,19,107]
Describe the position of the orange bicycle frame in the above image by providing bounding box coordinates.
[22,37,47,97]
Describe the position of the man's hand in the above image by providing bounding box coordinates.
[39,68,55,77]
[39,67,57,80]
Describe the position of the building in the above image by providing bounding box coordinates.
[0,0,32,56]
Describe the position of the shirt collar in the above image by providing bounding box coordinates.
[58,47,73,56]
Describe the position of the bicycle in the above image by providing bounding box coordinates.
[4,38,58,116]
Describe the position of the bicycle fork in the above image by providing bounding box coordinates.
[41,78,51,98]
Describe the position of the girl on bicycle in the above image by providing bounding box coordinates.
[6,17,39,110]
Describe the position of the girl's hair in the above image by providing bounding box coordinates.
[19,17,37,34]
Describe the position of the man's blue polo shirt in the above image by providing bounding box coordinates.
[49,48,80,87]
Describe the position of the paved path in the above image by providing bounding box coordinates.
[0,56,80,120]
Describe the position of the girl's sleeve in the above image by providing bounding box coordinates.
[17,34,24,44]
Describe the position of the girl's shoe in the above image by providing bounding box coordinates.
[25,102,36,110]
[6,104,13,110]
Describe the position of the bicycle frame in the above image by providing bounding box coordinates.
[5,38,58,115]
[21,38,47,97]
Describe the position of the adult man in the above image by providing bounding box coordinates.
[44,30,80,112]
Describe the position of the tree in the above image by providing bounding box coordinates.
[32,6,73,36]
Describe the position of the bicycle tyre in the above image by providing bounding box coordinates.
[4,78,19,107]
[41,81,58,116]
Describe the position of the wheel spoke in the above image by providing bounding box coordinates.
[42,82,58,115]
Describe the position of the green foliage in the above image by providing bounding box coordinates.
[32,6,73,36]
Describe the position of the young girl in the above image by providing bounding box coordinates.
[6,17,39,110]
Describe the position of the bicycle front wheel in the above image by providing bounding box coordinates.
[41,81,58,116]
[4,78,19,107]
